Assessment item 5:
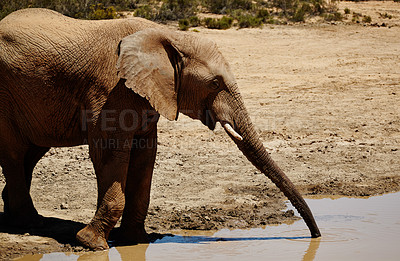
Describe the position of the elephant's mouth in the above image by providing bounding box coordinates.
[201,108,216,130]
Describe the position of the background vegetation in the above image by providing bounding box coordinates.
[1,0,390,28]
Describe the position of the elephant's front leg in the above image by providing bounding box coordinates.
[119,127,157,244]
[76,143,130,250]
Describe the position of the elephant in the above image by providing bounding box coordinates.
[0,8,320,250]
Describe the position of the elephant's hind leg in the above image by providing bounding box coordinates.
[0,121,44,227]
[2,145,49,220]
[1,160,39,226]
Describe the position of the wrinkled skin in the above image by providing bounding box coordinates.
[0,9,320,250]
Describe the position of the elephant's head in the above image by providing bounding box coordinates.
[116,28,321,238]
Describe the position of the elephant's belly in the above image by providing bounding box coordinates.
[16,106,87,148]
[28,124,86,148]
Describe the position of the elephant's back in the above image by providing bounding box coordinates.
[0,8,162,115]
[1,8,97,44]
[0,8,160,37]
[0,8,159,80]
[0,8,81,34]
[1,8,69,23]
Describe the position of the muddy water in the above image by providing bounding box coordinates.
[16,192,400,261]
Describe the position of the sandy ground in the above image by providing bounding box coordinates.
[1,1,399,259]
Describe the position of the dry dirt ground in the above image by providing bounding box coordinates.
[1,1,399,259]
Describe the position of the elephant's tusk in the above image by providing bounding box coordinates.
[223,123,243,141]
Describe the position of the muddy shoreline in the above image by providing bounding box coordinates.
[1,2,400,259]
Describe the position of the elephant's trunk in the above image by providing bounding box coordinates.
[213,90,321,238]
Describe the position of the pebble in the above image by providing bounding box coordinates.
[60,203,69,209]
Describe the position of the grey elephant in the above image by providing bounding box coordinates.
[0,8,320,249]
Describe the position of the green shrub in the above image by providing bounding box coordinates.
[189,15,201,27]
[312,0,325,15]
[292,3,311,22]
[88,3,116,20]
[273,0,296,15]
[362,15,371,23]
[266,18,279,24]
[272,0,326,21]
[352,13,360,22]
[156,4,175,21]
[203,17,216,28]
[206,0,254,14]
[156,0,197,21]
[237,14,262,28]
[219,16,234,28]
[179,18,190,30]
[178,15,200,30]
[344,7,350,15]
[256,8,270,22]
[229,8,244,19]
[203,16,233,29]
[134,5,156,20]
[324,11,343,21]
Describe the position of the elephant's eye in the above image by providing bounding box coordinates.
[210,79,220,90]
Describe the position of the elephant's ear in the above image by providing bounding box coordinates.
[116,29,183,121]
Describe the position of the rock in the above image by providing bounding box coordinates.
[60,203,69,209]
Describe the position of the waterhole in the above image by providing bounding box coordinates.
[16,192,400,260]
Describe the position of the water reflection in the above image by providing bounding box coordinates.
[302,238,321,261]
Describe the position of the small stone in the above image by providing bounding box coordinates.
[60,203,69,209]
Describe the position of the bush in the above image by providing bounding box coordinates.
[206,0,253,14]
[203,16,233,29]
[312,0,325,15]
[189,15,201,27]
[344,7,350,15]
[178,15,200,30]
[88,3,117,20]
[156,0,197,21]
[266,18,280,24]
[179,18,190,30]
[292,3,311,22]
[237,14,263,28]
[324,11,343,21]
[203,17,215,28]
[256,8,270,22]
[229,8,244,19]
[273,0,296,15]
[272,0,326,21]
[134,5,156,20]
[362,15,371,23]
[352,12,361,22]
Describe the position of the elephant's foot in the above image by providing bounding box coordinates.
[2,187,43,228]
[76,225,109,250]
[3,209,44,228]
[115,223,149,245]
